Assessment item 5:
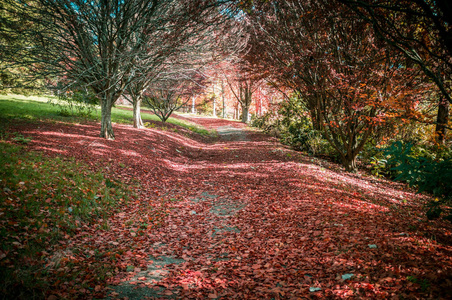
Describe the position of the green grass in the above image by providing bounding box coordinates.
[0,141,135,299]
[165,117,216,136]
[144,118,216,137]
[0,94,213,136]
[0,94,73,122]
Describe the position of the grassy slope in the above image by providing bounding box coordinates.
[0,94,212,136]
[0,95,143,298]
[0,94,216,299]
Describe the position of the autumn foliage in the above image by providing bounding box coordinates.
[1,0,452,297]
[0,106,451,299]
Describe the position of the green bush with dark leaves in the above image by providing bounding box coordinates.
[252,96,335,157]
[385,141,452,220]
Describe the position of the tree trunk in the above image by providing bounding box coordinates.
[222,80,225,118]
[212,85,217,117]
[309,108,321,131]
[435,97,449,144]
[133,97,144,128]
[241,105,249,123]
[100,97,115,139]
[191,96,196,114]
[342,154,357,172]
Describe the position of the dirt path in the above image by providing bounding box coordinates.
[7,115,452,299]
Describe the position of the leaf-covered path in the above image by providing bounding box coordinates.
[8,115,452,299]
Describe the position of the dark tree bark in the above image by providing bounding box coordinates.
[435,98,450,144]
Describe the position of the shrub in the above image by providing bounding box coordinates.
[252,96,337,158]
[384,141,452,220]
[251,111,279,133]
[196,97,214,116]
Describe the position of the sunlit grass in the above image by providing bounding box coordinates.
[0,94,213,136]
[159,118,216,136]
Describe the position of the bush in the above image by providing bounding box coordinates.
[384,141,452,220]
[252,96,337,159]
[251,111,278,132]
[360,141,399,177]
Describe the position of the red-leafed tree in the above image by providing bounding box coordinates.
[243,0,430,171]
[123,1,246,128]
[215,56,264,123]
[144,68,207,122]
[223,69,261,123]
[338,0,451,143]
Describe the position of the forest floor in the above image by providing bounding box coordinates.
[1,112,452,299]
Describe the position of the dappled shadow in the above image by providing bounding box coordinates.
[4,116,452,299]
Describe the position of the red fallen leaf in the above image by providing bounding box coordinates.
[208,293,218,298]
[252,264,261,270]
[270,287,285,295]
[163,290,173,296]
[362,283,374,290]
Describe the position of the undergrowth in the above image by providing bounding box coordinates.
[0,141,135,299]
